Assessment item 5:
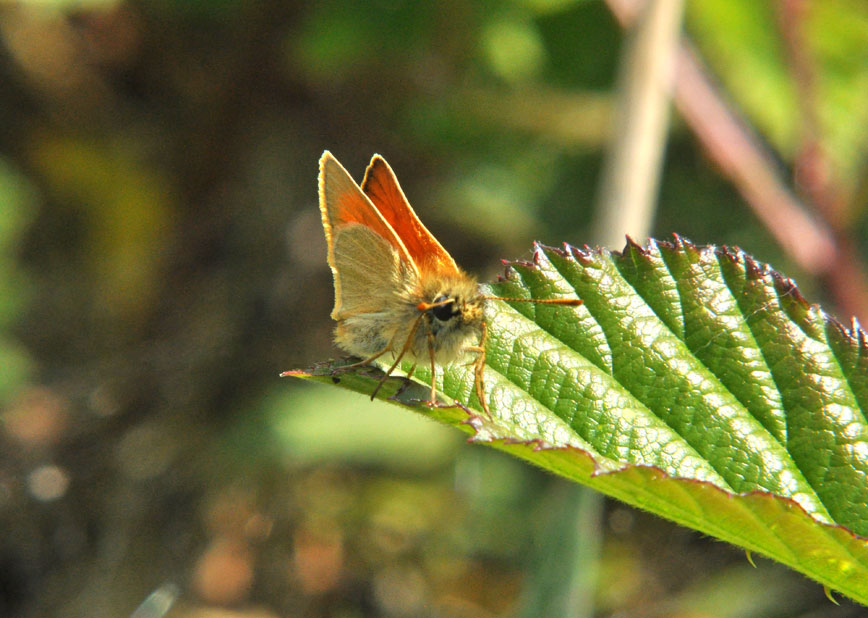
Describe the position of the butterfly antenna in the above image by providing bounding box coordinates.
[416,298,455,312]
[484,296,582,306]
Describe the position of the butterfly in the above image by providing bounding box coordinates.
[311,151,581,416]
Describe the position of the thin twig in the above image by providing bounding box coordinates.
[593,0,685,247]
[775,0,843,222]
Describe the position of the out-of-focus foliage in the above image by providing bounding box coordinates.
[689,0,868,204]
[0,0,865,616]
[0,159,34,403]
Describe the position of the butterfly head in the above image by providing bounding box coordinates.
[415,273,485,357]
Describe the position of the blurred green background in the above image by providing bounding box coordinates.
[0,0,867,616]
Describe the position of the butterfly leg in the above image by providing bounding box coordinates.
[332,348,389,398]
[370,313,425,400]
[328,347,390,387]
[465,321,491,417]
[426,330,437,405]
[344,348,390,369]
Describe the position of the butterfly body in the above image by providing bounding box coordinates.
[316,151,581,414]
[318,151,485,396]
[333,267,484,365]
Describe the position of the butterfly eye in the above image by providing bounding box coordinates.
[430,296,458,321]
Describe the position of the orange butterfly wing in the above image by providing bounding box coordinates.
[361,155,460,276]
[319,151,420,320]
[319,152,412,262]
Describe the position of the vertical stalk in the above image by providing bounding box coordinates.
[593,0,686,247]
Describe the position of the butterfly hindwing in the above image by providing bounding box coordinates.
[361,155,460,276]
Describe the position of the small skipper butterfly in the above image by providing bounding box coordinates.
[304,151,581,417]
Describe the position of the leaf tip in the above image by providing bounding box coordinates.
[718,244,744,264]
[567,243,595,264]
[770,270,810,307]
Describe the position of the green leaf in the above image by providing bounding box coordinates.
[287,238,868,606]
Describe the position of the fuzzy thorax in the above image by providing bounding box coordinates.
[334,269,484,365]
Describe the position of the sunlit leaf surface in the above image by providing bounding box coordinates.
[291,238,868,605]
